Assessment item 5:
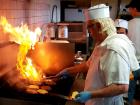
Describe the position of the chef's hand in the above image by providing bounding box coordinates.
[56,69,70,79]
[74,91,92,103]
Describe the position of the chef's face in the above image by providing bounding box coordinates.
[116,27,128,35]
[87,20,105,43]
[87,21,100,39]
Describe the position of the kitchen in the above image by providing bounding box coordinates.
[0,0,139,105]
[0,0,131,53]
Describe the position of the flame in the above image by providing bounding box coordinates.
[0,17,43,83]
[20,58,42,81]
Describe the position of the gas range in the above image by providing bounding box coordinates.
[0,76,74,105]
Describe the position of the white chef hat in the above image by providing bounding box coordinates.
[88,4,110,20]
[114,19,128,29]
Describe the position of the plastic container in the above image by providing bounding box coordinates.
[58,25,68,38]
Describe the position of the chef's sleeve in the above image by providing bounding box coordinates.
[100,50,130,86]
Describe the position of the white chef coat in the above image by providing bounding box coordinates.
[85,34,139,105]
[128,18,140,63]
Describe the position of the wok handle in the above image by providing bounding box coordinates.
[48,92,73,101]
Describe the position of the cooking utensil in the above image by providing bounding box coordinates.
[48,92,73,101]
[28,42,75,75]
[45,75,69,81]
[45,75,59,79]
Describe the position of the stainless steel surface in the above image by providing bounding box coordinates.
[45,75,59,79]
[0,97,49,105]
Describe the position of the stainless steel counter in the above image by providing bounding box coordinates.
[0,97,48,105]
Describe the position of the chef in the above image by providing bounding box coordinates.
[114,19,128,35]
[57,4,139,105]
[126,0,140,104]
[126,0,140,65]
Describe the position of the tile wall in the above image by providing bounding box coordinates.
[0,0,60,30]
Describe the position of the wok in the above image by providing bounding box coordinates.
[0,41,75,89]
[28,41,75,75]
[0,41,75,76]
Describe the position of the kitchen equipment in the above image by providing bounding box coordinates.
[28,40,75,75]
[0,41,75,105]
[74,50,84,64]
[58,25,68,38]
[48,92,73,101]
[46,24,55,39]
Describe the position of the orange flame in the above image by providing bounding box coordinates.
[0,17,43,83]
[20,57,42,82]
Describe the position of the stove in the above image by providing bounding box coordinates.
[0,76,74,105]
[0,41,75,105]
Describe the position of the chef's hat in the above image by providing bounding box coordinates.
[88,4,110,20]
[114,19,128,29]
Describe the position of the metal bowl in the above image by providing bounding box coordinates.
[28,41,75,75]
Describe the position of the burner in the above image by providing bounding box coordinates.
[0,76,74,105]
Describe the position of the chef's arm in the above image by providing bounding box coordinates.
[66,61,89,75]
[90,84,128,98]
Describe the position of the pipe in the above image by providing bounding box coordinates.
[51,5,58,39]
[51,5,57,23]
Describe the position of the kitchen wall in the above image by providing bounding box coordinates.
[0,0,60,30]
[64,0,131,22]
[0,0,131,29]
[91,0,131,20]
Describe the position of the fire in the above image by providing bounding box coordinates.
[0,17,43,83]
[20,57,42,82]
